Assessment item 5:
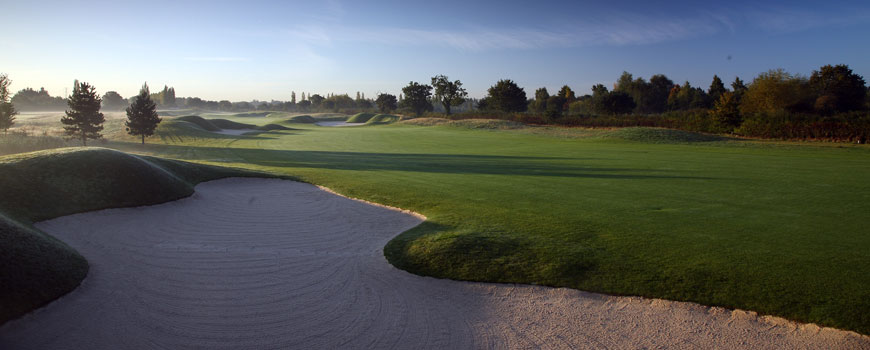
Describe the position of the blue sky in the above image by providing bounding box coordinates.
[2,0,869,101]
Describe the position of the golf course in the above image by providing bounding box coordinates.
[1,111,868,337]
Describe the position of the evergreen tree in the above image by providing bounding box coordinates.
[61,80,105,146]
[710,91,741,132]
[0,73,17,135]
[126,83,161,145]
[731,77,747,93]
[708,75,727,103]
[291,91,296,104]
[486,79,527,113]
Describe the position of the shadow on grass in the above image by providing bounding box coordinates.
[114,142,713,180]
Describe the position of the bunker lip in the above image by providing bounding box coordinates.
[315,121,366,127]
[1,178,867,349]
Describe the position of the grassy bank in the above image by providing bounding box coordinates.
[93,117,870,334]
[0,148,269,324]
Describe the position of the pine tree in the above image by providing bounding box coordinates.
[291,91,296,104]
[61,80,104,146]
[0,73,17,135]
[708,75,727,102]
[126,83,161,145]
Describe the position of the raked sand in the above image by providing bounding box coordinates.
[0,178,867,349]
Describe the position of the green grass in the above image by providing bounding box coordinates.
[604,127,727,143]
[0,147,272,324]
[347,112,377,123]
[365,114,401,124]
[286,115,317,123]
[100,120,870,334]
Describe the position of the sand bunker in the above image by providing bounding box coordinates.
[0,178,867,349]
[316,121,366,127]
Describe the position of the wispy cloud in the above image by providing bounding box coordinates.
[282,6,870,52]
[183,57,249,62]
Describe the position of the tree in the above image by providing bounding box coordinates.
[400,81,433,117]
[376,93,397,113]
[125,83,161,145]
[647,74,674,113]
[808,64,867,114]
[545,95,566,119]
[708,75,727,103]
[486,79,527,113]
[297,100,311,112]
[431,75,467,115]
[557,85,576,103]
[532,87,549,113]
[61,80,105,146]
[291,91,297,104]
[309,94,324,109]
[740,69,812,115]
[0,73,17,134]
[101,91,127,110]
[731,77,747,93]
[10,87,67,111]
[709,91,741,132]
[589,84,635,115]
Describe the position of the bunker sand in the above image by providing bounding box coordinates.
[1,178,867,349]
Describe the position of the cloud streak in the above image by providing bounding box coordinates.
[283,6,870,52]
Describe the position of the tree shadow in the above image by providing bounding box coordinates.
[125,143,713,180]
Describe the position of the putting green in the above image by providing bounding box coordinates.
[104,118,870,334]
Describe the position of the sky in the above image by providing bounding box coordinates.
[2,0,870,101]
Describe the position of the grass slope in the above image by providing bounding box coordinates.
[285,115,317,123]
[346,113,377,123]
[365,114,401,125]
[0,147,267,324]
[104,123,870,334]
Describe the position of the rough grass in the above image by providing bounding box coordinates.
[0,147,271,324]
[346,113,377,123]
[103,122,870,334]
[0,133,74,156]
[400,118,525,129]
[604,127,726,143]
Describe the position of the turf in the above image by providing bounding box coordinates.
[100,120,870,334]
[346,113,377,123]
[286,115,317,123]
[0,147,270,324]
[365,114,401,124]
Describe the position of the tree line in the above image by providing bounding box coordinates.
[0,76,162,145]
[3,63,868,142]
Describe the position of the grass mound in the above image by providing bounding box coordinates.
[365,114,401,124]
[286,115,317,123]
[231,111,271,118]
[174,116,256,131]
[0,147,264,324]
[257,124,293,131]
[175,115,221,131]
[346,113,377,123]
[209,119,256,130]
[605,127,725,143]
